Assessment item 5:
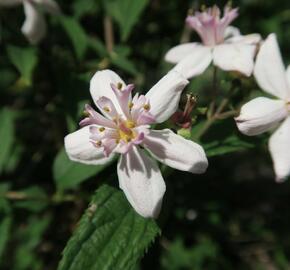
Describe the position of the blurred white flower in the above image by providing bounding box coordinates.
[0,0,60,44]
[64,69,208,218]
[236,34,290,182]
[165,5,261,79]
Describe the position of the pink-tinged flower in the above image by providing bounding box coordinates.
[0,0,60,44]
[165,5,261,78]
[64,70,208,218]
[235,34,290,182]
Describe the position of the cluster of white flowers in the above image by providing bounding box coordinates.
[2,2,288,218]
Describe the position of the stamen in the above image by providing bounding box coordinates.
[99,127,105,132]
[143,104,150,111]
[117,82,123,90]
[83,110,90,117]
[187,8,194,15]
[128,102,134,109]
[201,4,206,11]
[125,120,135,129]
[103,106,110,112]
[95,141,102,147]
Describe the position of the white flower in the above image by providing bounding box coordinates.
[165,5,261,79]
[0,0,60,44]
[236,34,290,182]
[64,70,208,218]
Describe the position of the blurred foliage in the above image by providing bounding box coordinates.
[0,0,290,269]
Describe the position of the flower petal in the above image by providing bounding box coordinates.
[235,97,288,136]
[64,125,115,165]
[269,116,290,182]
[145,70,189,123]
[21,1,46,44]
[286,65,290,90]
[143,129,208,174]
[164,43,198,63]
[213,43,256,76]
[226,33,261,45]
[34,0,61,14]
[90,69,127,114]
[172,45,212,79]
[224,26,241,39]
[117,147,166,218]
[254,33,290,100]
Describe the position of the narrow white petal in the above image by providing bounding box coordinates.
[90,69,126,114]
[254,33,290,100]
[21,1,46,44]
[145,70,189,123]
[64,126,115,165]
[144,129,208,174]
[235,97,288,136]
[117,147,166,218]
[172,45,212,79]
[226,33,261,45]
[0,0,22,6]
[34,0,61,14]
[269,116,290,182]
[213,43,256,76]
[165,43,198,63]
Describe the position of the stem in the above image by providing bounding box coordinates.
[104,16,114,53]
[3,191,83,204]
[212,66,218,103]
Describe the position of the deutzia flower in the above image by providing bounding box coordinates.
[165,5,261,79]
[0,0,60,44]
[236,34,290,182]
[64,70,208,218]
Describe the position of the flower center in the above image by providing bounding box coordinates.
[117,120,136,143]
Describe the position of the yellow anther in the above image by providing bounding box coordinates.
[125,120,135,129]
[95,141,102,147]
[103,106,110,112]
[83,110,90,117]
[99,127,105,132]
[143,104,150,111]
[227,1,232,8]
[128,102,134,109]
[117,82,123,90]
[187,8,194,15]
[201,4,207,11]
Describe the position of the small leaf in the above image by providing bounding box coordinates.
[53,148,114,190]
[58,185,160,270]
[0,108,15,174]
[204,135,254,157]
[105,0,149,41]
[6,46,38,85]
[59,16,88,60]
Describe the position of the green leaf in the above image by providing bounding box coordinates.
[204,135,254,157]
[59,16,88,60]
[53,149,114,190]
[110,52,138,76]
[0,215,12,260]
[0,108,15,174]
[105,0,149,41]
[58,185,160,270]
[6,45,38,84]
